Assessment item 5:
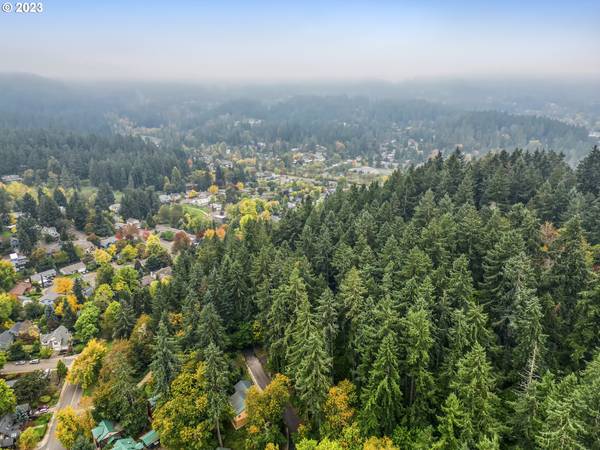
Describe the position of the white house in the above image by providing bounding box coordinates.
[40,325,72,353]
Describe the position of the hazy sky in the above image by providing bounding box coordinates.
[1,0,599,81]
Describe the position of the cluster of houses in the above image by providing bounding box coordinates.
[92,420,159,450]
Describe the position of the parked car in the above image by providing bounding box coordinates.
[33,406,49,416]
[15,360,26,365]
[29,359,40,364]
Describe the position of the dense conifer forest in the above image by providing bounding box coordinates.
[135,146,600,448]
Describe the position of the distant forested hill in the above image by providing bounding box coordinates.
[0,74,596,165]
[0,128,188,189]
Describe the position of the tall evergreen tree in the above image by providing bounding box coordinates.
[204,343,229,448]
[360,331,403,436]
[150,317,180,397]
[400,299,436,426]
[536,374,585,450]
[197,302,227,351]
[267,266,308,371]
[114,300,135,339]
[316,287,339,359]
[294,329,332,428]
[450,343,500,445]
[286,283,316,374]
[433,393,470,450]
[576,145,600,196]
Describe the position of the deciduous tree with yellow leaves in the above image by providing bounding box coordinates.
[67,339,107,390]
[55,406,93,449]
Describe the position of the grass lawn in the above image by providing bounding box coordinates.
[78,185,97,200]
[182,204,209,219]
[22,422,48,446]
[78,184,122,202]
[30,424,47,441]
[33,413,52,427]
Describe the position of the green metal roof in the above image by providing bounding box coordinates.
[92,420,115,441]
[234,380,252,393]
[229,391,246,415]
[139,429,159,446]
[112,437,142,450]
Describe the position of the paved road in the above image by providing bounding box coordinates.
[1,356,76,374]
[243,350,301,434]
[1,355,81,450]
[38,381,83,450]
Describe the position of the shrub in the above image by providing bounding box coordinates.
[160,230,175,241]
[39,395,51,404]
[39,346,53,359]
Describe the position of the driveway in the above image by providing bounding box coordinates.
[244,350,270,389]
[243,350,301,433]
[1,356,77,375]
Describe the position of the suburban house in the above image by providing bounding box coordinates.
[30,269,57,288]
[0,330,14,351]
[99,236,118,249]
[9,321,39,343]
[8,253,28,271]
[138,429,159,448]
[40,290,60,308]
[112,437,140,450]
[126,218,141,227]
[152,266,172,281]
[92,420,121,448]
[40,226,60,240]
[109,203,121,214]
[0,321,41,350]
[0,175,22,183]
[74,238,96,254]
[92,421,158,450]
[40,325,73,353]
[9,281,32,297]
[229,380,253,430]
[0,403,30,447]
[59,261,87,276]
[110,430,159,450]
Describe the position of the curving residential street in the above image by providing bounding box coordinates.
[37,381,83,450]
[1,356,80,450]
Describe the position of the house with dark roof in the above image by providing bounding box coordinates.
[59,261,87,276]
[8,253,28,272]
[0,330,14,351]
[8,321,39,343]
[229,380,253,430]
[30,269,57,288]
[99,236,118,248]
[0,404,30,447]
